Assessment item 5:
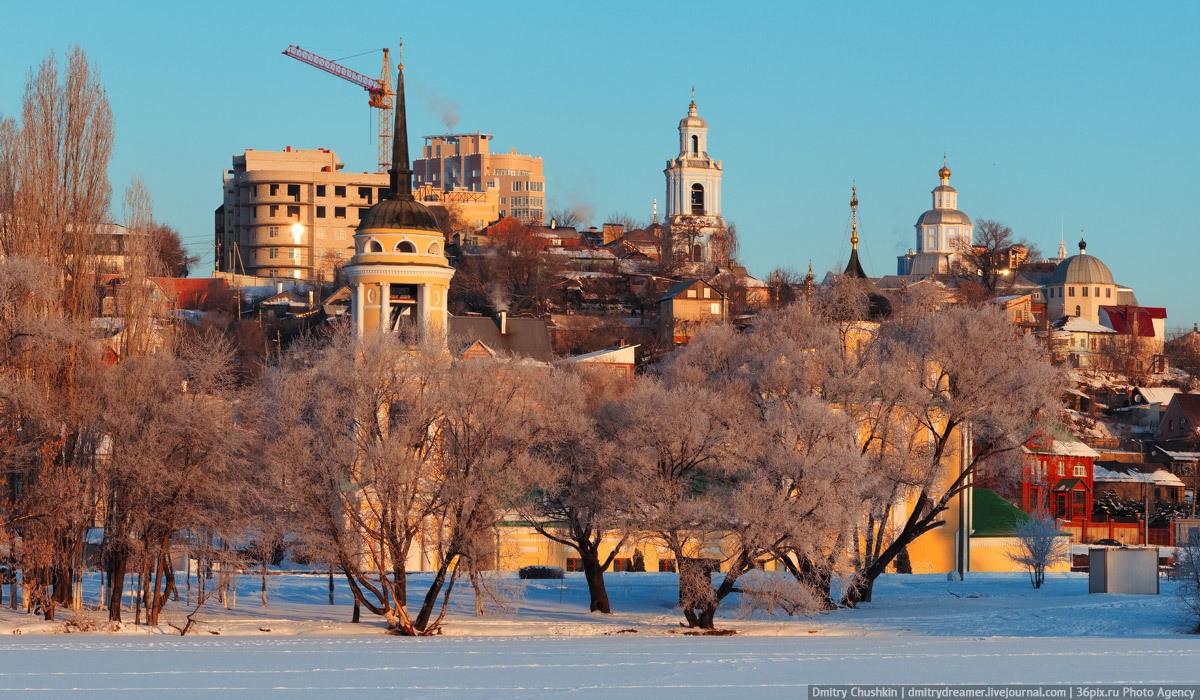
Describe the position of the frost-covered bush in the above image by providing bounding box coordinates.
[1009,512,1069,589]
[1175,537,1200,633]
[735,570,826,619]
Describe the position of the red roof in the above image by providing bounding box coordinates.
[154,278,233,312]
[1101,305,1165,337]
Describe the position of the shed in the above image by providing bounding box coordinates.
[1088,547,1159,594]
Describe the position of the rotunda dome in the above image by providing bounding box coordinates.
[1048,251,1115,286]
[358,197,440,233]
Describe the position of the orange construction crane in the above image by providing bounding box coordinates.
[282,44,394,174]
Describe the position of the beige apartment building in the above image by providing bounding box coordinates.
[216,148,386,280]
[413,133,545,224]
[216,147,502,280]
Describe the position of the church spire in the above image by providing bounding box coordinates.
[844,185,868,279]
[387,39,413,200]
[850,185,859,251]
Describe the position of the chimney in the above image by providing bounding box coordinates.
[617,337,626,348]
[276,282,283,294]
[499,310,507,335]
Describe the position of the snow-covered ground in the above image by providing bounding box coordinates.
[0,572,1197,697]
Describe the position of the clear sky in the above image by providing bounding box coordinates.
[2,1,1197,329]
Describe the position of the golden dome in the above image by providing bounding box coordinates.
[938,164,951,180]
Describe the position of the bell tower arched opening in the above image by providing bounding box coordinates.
[690,183,705,216]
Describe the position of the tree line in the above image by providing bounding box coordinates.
[0,47,1066,633]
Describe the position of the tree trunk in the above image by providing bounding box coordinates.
[412,555,457,633]
[106,552,128,622]
[578,550,612,614]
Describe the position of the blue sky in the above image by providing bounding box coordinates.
[2,1,1197,328]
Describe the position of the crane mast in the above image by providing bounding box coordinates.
[282,44,394,174]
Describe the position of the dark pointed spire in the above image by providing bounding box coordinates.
[844,185,868,279]
[388,39,413,200]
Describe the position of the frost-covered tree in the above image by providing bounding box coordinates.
[1010,511,1068,588]
[601,376,759,629]
[1175,533,1200,633]
[842,305,1066,605]
[268,331,552,635]
[508,366,629,613]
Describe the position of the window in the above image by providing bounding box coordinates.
[269,184,279,196]
[358,208,369,221]
[368,240,383,253]
[1075,305,1081,317]
[686,289,697,299]
[1082,286,1088,297]
[565,558,582,572]
[1074,465,1086,477]
[334,186,346,198]
[269,247,279,260]
[287,184,300,201]
[287,205,300,219]
[1057,460,1065,476]
[396,241,416,253]
[268,226,279,238]
[691,134,699,156]
[702,287,710,299]
[334,207,346,219]
[690,183,705,215]
[658,559,676,573]
[1106,288,1111,298]
[316,185,326,197]
[710,302,721,315]
[358,187,373,204]
[316,206,326,218]
[611,558,634,573]
[269,205,279,217]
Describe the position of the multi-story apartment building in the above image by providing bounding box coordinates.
[412,133,545,224]
[217,148,387,280]
[217,147,507,280]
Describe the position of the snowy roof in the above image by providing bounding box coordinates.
[1092,462,1185,487]
[1053,316,1116,334]
[1023,439,1099,458]
[569,344,638,365]
[1156,447,1200,461]
[1133,387,1179,405]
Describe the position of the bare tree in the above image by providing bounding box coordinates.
[269,331,550,635]
[602,377,757,629]
[953,219,1040,297]
[546,206,584,229]
[1175,532,1200,633]
[842,305,1066,605]
[0,46,114,618]
[149,224,199,278]
[508,366,629,613]
[97,332,248,625]
[1009,511,1068,588]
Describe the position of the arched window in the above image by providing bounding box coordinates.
[427,241,442,256]
[692,244,704,262]
[691,135,699,156]
[690,183,705,215]
[395,240,416,253]
[1075,305,1081,317]
[368,240,384,253]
